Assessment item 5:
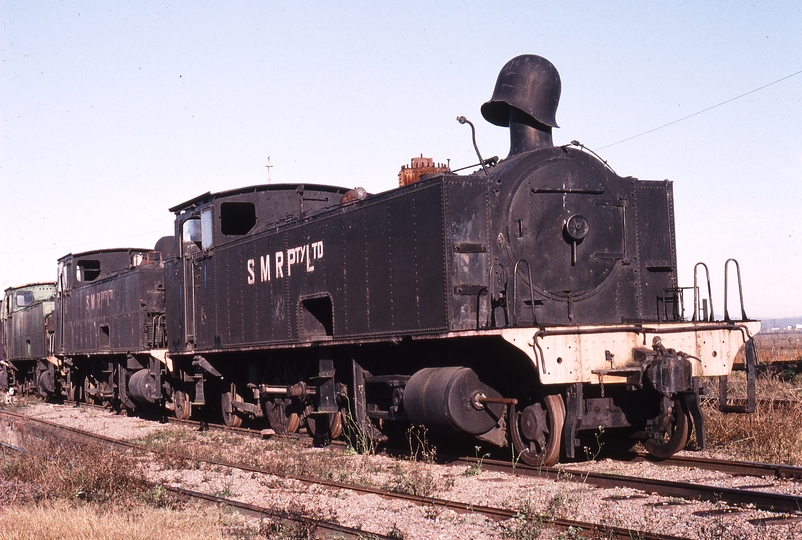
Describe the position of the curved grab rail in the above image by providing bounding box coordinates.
[693,262,714,321]
[724,258,748,322]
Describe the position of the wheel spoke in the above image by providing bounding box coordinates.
[221,391,243,428]
[265,398,299,435]
[83,377,95,405]
[510,392,564,466]
[174,389,192,420]
[643,399,690,459]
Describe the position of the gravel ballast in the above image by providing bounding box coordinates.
[4,402,802,539]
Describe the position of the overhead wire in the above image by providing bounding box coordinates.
[597,68,802,150]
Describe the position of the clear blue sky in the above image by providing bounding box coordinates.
[2,2,800,319]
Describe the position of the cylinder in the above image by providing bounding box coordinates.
[403,366,504,436]
[128,369,160,404]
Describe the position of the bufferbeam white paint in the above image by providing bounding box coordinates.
[501,321,761,385]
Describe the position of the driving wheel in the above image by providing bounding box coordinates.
[643,399,690,459]
[83,376,96,405]
[510,392,565,466]
[64,374,78,403]
[306,410,343,440]
[174,389,192,421]
[265,397,300,435]
[221,390,243,428]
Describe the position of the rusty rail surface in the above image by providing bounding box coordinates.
[464,456,802,514]
[162,484,396,540]
[644,452,802,479]
[703,396,801,411]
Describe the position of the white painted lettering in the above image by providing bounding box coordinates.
[260,255,270,282]
[306,244,314,272]
[84,289,115,310]
[287,248,297,276]
[246,241,324,284]
[247,259,255,284]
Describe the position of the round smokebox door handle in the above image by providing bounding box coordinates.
[565,214,589,241]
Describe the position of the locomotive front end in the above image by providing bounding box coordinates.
[399,54,762,466]
[493,146,653,327]
[485,145,760,463]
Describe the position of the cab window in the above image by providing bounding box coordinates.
[76,260,101,282]
[220,202,256,236]
[15,291,34,308]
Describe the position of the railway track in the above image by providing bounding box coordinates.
[167,408,802,481]
[68,400,802,487]
[0,407,713,540]
[73,401,802,511]
[459,456,802,514]
[162,484,398,540]
[649,452,802,479]
[702,395,801,410]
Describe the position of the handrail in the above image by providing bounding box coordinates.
[724,258,748,322]
[693,262,714,321]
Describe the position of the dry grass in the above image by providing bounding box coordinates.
[754,332,802,363]
[0,502,251,540]
[0,430,302,539]
[0,437,157,506]
[702,372,802,465]
[700,333,802,464]
[702,397,802,465]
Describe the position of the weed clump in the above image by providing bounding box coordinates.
[702,373,802,464]
[703,397,802,464]
[464,445,490,477]
[502,497,543,539]
[1,437,157,506]
[384,460,441,497]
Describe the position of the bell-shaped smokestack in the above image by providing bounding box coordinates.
[482,55,561,157]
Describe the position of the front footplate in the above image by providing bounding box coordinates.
[500,320,761,385]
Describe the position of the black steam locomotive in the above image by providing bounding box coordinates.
[1,56,760,465]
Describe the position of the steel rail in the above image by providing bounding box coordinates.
[702,396,800,410]
[646,452,802,479]
[467,457,802,514]
[162,484,396,540]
